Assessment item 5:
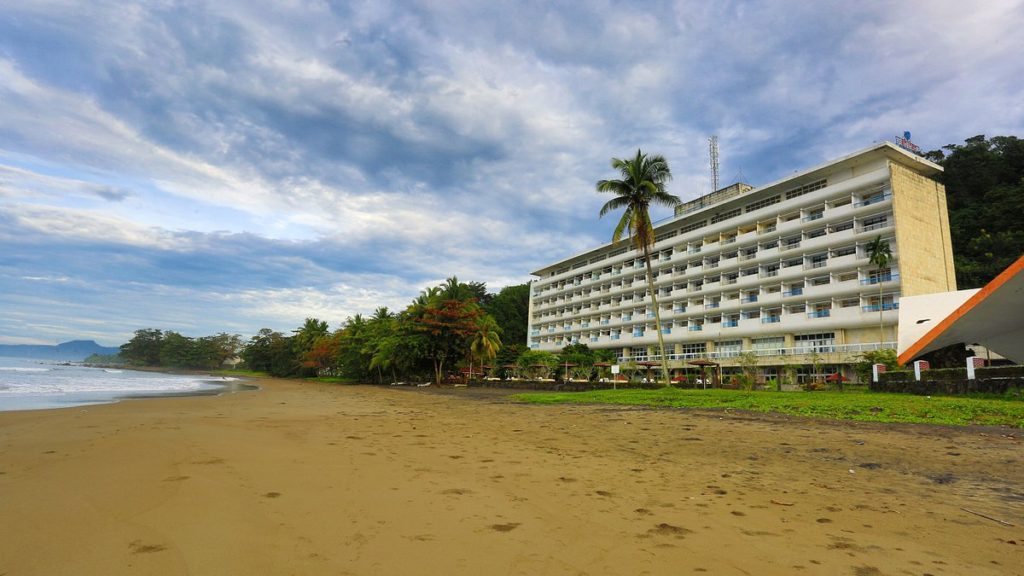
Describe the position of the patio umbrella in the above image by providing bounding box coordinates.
[530,363,552,379]
[688,359,719,389]
[559,361,578,381]
[635,360,661,383]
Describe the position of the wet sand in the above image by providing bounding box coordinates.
[0,379,1021,575]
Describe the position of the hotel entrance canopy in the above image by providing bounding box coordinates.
[898,255,1024,365]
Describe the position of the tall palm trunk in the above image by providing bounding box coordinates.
[642,244,671,387]
[878,278,885,345]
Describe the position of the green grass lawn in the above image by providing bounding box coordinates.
[512,388,1024,428]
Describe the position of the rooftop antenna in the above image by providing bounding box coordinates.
[709,135,720,192]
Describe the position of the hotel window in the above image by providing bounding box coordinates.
[655,230,677,243]
[745,195,781,213]
[680,220,707,234]
[762,308,782,323]
[832,245,856,257]
[861,214,889,232]
[803,208,825,222]
[808,253,829,269]
[711,208,742,224]
[788,304,806,314]
[716,340,742,354]
[753,336,785,351]
[807,227,827,239]
[795,332,835,352]
[785,179,827,200]
[680,342,707,355]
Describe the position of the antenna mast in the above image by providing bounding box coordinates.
[709,135,720,192]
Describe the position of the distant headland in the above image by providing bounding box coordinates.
[0,340,122,361]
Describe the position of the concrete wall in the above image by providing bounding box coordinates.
[889,162,957,296]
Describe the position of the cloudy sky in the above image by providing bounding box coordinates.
[2,1,1022,346]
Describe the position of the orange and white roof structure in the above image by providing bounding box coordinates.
[898,255,1024,365]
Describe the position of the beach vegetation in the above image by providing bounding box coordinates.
[596,150,680,387]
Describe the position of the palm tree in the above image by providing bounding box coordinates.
[597,150,680,387]
[866,235,892,345]
[468,317,502,382]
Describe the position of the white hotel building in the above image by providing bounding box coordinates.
[527,142,958,380]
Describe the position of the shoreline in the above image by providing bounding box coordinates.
[0,361,259,413]
[1,379,1020,575]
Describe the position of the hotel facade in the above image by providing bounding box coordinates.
[527,142,957,382]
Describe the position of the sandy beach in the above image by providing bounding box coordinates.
[1,380,1021,575]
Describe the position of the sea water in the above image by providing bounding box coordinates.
[0,357,236,412]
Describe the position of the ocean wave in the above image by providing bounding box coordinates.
[0,367,50,372]
[103,369,123,373]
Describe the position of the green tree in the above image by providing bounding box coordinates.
[926,135,1024,288]
[468,316,502,381]
[242,329,296,376]
[159,331,197,368]
[736,351,759,390]
[200,333,242,368]
[866,235,892,344]
[337,314,373,381]
[485,283,530,346]
[853,348,899,384]
[516,349,559,380]
[120,328,164,366]
[292,318,329,376]
[411,297,484,385]
[597,150,680,387]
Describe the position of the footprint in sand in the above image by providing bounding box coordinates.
[264,491,282,498]
[643,523,692,539]
[489,522,520,532]
[129,540,167,554]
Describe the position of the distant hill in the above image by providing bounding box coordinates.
[0,340,122,361]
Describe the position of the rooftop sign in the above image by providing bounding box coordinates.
[894,130,921,155]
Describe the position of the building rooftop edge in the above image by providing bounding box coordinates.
[529,141,942,278]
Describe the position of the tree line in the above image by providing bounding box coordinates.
[924,135,1024,288]
[117,278,531,385]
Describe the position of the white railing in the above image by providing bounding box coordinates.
[615,342,896,364]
